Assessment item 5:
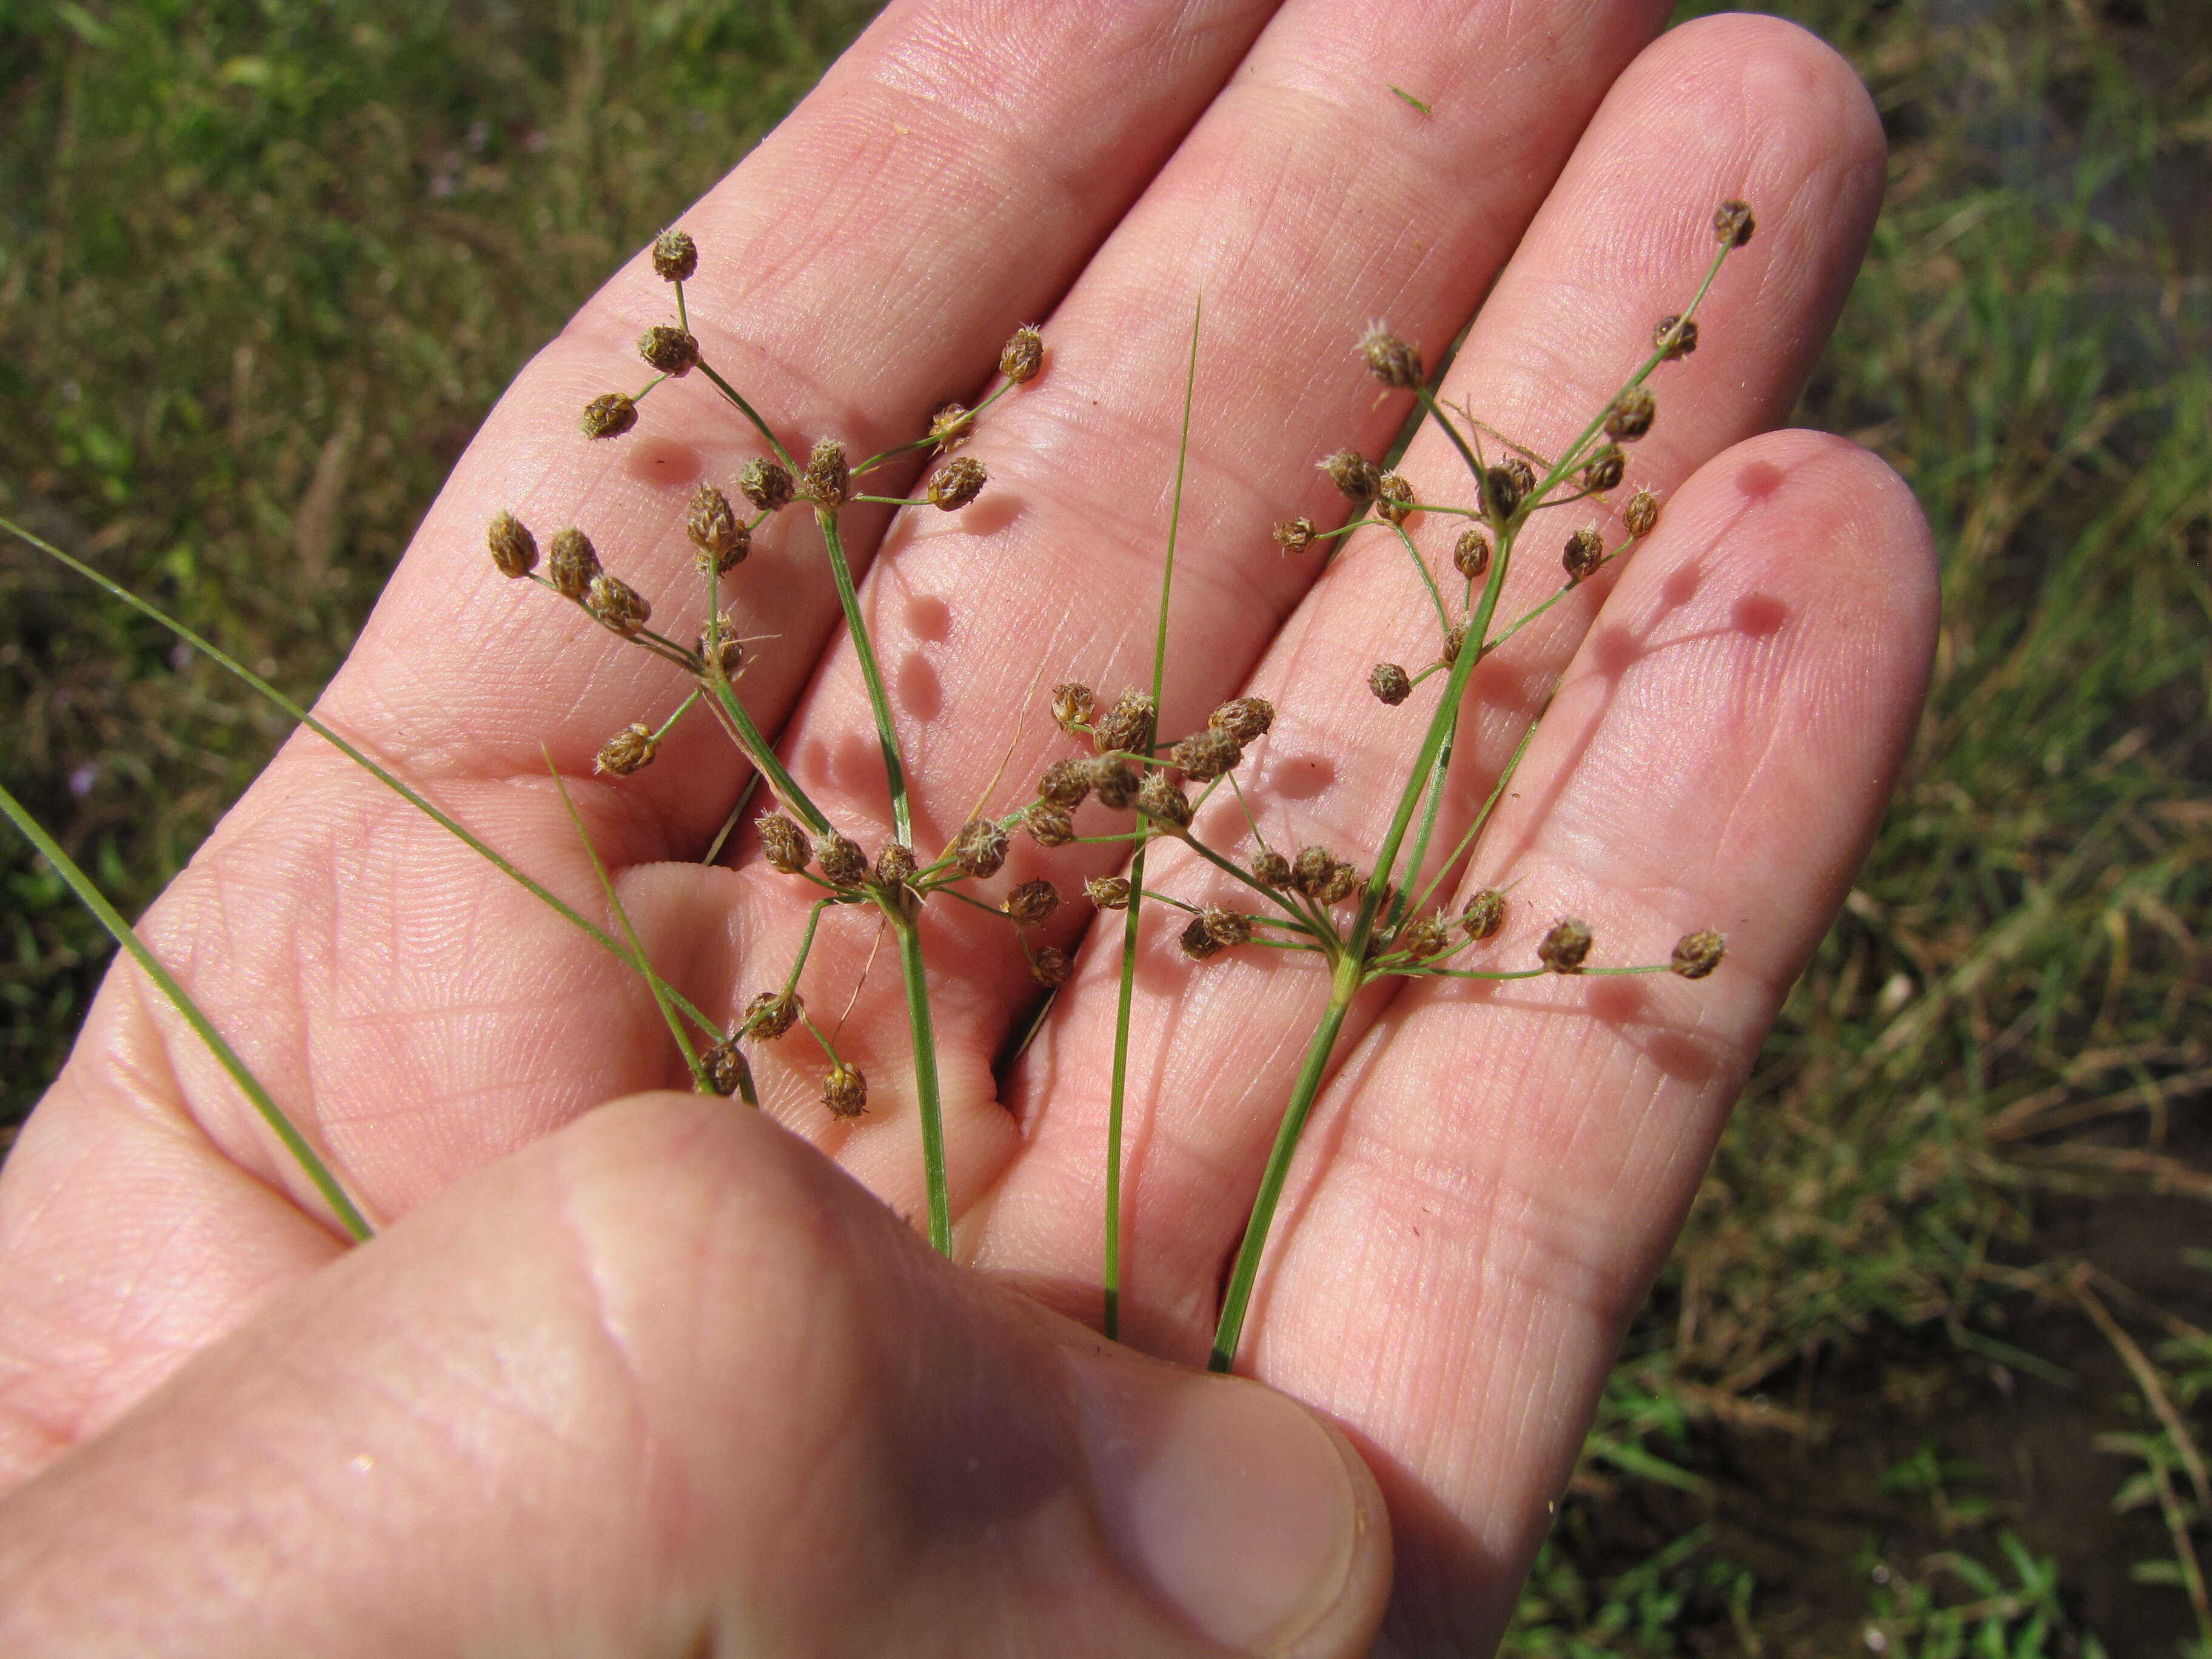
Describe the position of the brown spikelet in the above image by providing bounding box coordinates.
[585,573,651,637]
[1714,199,1755,247]
[757,815,809,873]
[1623,489,1660,538]
[1004,878,1060,926]
[1581,445,1624,492]
[1539,917,1594,974]
[1369,662,1412,706]
[822,1064,868,1120]
[1201,906,1253,948]
[1292,845,1335,897]
[928,455,987,511]
[488,509,538,578]
[1250,849,1292,889]
[1359,326,1423,390]
[1000,326,1044,384]
[1091,689,1156,757]
[929,402,971,454]
[1136,771,1191,830]
[1209,697,1274,744]
[1606,386,1656,442]
[1179,914,1224,960]
[1484,464,1524,520]
[1037,758,1093,808]
[1461,887,1506,940]
[800,438,850,509]
[1671,928,1726,979]
[1090,758,1140,810]
[702,1035,751,1099]
[594,722,657,777]
[1373,471,1416,525]
[1169,727,1241,782]
[745,990,802,1041]
[638,325,699,377]
[874,843,917,888]
[1030,945,1073,988]
[686,485,749,575]
[1653,315,1699,360]
[1453,528,1491,580]
[815,832,868,888]
[739,456,794,512]
[1318,863,1361,906]
[952,817,1009,879]
[581,392,638,440]
[651,227,698,282]
[1085,875,1131,910]
[1274,517,1317,553]
[1320,449,1381,503]
[1025,802,1075,847]
[1563,528,1605,583]
[546,528,602,599]
[1052,682,1096,734]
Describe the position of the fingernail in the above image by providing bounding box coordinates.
[1067,1348,1360,1654]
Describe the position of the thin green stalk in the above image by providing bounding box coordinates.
[0,779,374,1242]
[1391,704,1459,931]
[886,900,952,1255]
[2,517,724,1040]
[694,360,796,468]
[1210,383,1523,1372]
[1104,295,1203,1341]
[1408,717,1540,918]
[1391,521,1453,638]
[817,510,913,845]
[1209,980,1354,1371]
[783,897,833,995]
[546,759,711,1093]
[702,773,760,866]
[703,669,830,836]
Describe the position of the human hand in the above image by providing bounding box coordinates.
[0,1,1933,1652]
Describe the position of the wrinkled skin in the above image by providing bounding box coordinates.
[0,1,1932,1652]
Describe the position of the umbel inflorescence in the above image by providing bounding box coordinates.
[484,203,1754,1368]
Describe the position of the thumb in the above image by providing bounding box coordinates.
[0,1095,1390,1657]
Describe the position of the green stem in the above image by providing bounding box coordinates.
[2,517,724,1040]
[1104,294,1203,1341]
[885,900,951,1255]
[0,779,374,1242]
[1408,717,1539,918]
[694,360,796,469]
[703,670,830,836]
[1391,521,1453,640]
[817,509,913,845]
[1392,703,1459,930]
[547,759,711,1093]
[1209,979,1355,1371]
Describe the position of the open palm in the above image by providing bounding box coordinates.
[0,1,1933,1651]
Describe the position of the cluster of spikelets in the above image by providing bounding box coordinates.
[988,201,1763,994]
[481,225,1053,1121]
[478,203,1751,1129]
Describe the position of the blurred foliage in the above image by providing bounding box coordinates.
[0,0,874,1125]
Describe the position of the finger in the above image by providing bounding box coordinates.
[1235,431,1937,1650]
[0,0,1286,1426]
[0,1095,1391,1657]
[682,0,1676,1209]
[975,13,1889,1344]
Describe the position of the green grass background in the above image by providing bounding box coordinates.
[1,0,2206,1651]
